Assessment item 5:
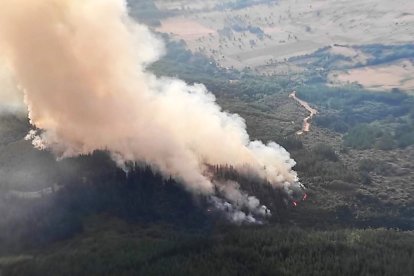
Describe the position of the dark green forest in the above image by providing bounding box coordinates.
[296,85,414,149]
[3,222,413,276]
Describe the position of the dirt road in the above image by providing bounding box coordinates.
[289,91,318,135]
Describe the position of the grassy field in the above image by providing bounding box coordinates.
[147,0,414,93]
[329,59,414,92]
[153,0,414,69]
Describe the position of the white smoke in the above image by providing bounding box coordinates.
[219,181,270,213]
[209,196,258,224]
[0,0,302,221]
[210,180,271,223]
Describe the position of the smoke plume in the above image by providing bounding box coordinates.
[0,63,24,112]
[211,180,271,223]
[0,0,301,222]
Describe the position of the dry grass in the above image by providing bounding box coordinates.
[155,0,414,71]
[329,59,414,93]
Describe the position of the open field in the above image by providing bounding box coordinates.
[329,59,414,93]
[154,0,414,70]
[157,17,216,40]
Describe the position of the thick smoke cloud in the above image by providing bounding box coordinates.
[0,0,301,221]
[0,63,24,112]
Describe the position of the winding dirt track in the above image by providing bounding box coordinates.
[289,91,318,135]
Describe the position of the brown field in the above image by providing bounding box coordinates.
[329,59,414,93]
[155,0,414,71]
[156,17,216,40]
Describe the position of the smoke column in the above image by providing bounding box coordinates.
[0,62,24,112]
[0,0,301,221]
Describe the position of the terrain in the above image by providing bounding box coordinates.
[151,0,414,93]
[0,0,413,275]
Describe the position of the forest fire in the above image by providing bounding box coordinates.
[292,193,308,207]
[0,0,305,224]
